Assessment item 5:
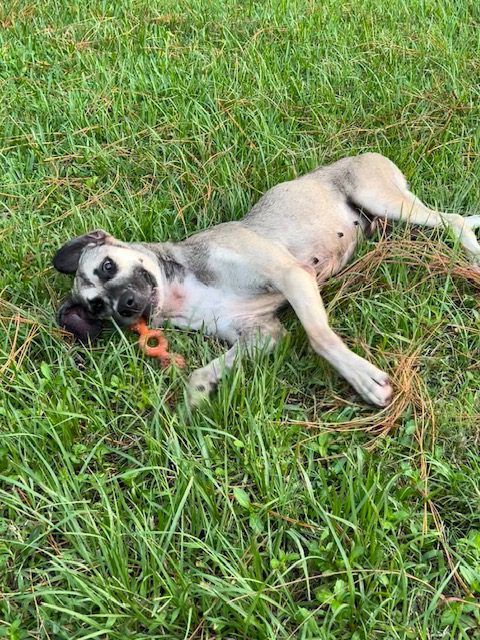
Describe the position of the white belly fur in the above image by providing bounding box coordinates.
[151,274,284,342]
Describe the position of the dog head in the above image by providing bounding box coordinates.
[53,230,163,342]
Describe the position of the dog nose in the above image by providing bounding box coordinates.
[118,290,138,317]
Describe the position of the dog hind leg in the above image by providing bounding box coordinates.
[351,163,480,267]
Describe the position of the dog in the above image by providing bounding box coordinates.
[53,153,480,408]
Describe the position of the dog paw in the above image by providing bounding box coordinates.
[347,361,393,407]
[187,368,216,408]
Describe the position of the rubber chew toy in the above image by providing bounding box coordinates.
[130,318,185,368]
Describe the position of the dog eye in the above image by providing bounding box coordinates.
[94,258,117,281]
[102,259,113,273]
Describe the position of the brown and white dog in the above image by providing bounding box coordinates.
[53,153,480,407]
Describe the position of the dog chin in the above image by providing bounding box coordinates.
[145,288,160,319]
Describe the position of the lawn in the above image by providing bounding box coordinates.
[0,0,479,638]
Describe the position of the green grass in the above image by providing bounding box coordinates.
[1,0,479,637]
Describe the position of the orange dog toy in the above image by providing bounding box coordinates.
[130,318,185,368]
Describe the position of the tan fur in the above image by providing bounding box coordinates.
[54,153,480,408]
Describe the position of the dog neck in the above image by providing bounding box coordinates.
[138,241,191,320]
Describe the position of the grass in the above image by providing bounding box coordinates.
[0,0,479,637]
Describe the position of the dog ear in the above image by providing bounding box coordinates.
[52,229,110,274]
[57,298,103,343]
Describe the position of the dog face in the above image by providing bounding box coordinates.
[53,230,162,341]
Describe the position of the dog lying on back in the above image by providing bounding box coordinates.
[53,153,480,407]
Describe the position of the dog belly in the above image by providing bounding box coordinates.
[153,276,285,343]
[244,178,366,279]
[309,242,357,281]
[293,226,359,280]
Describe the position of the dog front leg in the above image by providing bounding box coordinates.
[275,266,393,407]
[187,321,283,408]
[195,230,392,407]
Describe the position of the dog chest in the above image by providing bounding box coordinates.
[155,274,284,341]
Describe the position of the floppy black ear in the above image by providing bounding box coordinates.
[52,229,109,274]
[57,298,104,343]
